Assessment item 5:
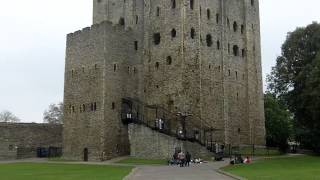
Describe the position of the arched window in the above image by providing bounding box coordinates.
[155,62,160,69]
[171,29,177,38]
[233,45,239,56]
[206,34,213,47]
[190,28,195,39]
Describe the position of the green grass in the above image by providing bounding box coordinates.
[238,147,282,156]
[0,163,133,180]
[115,158,167,165]
[223,155,320,180]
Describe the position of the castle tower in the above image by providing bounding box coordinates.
[63,0,265,161]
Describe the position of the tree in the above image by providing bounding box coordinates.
[267,22,320,152]
[43,102,63,124]
[0,111,20,123]
[264,93,292,151]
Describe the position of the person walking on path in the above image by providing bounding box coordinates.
[178,151,185,167]
[185,152,191,167]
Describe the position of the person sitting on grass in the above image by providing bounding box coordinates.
[244,156,251,164]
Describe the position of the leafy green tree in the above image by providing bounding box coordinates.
[264,93,292,151]
[267,22,320,152]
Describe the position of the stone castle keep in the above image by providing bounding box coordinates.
[63,0,266,161]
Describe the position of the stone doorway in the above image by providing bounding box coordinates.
[83,148,88,161]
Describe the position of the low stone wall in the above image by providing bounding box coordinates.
[128,124,213,160]
[0,123,62,160]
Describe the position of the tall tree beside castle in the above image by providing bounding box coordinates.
[43,103,63,124]
[268,22,320,152]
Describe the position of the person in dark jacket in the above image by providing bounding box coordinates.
[185,152,191,167]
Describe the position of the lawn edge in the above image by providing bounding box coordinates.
[123,167,139,180]
[217,169,246,180]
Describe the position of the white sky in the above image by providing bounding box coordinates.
[0,0,319,123]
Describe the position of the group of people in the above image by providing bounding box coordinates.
[230,155,252,165]
[169,151,192,167]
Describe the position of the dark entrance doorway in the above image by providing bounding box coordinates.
[83,148,88,162]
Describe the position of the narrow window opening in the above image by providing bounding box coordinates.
[155,62,160,69]
[190,0,194,10]
[82,104,86,112]
[90,103,94,111]
[236,71,238,80]
[228,70,231,76]
[242,49,246,57]
[113,64,117,72]
[94,64,98,70]
[172,0,176,9]
[207,9,211,20]
[171,29,177,38]
[233,21,238,32]
[251,0,254,6]
[134,41,138,50]
[228,43,230,54]
[156,7,160,16]
[216,13,220,24]
[216,40,220,50]
[227,18,230,29]
[153,33,161,45]
[135,16,139,24]
[191,28,195,39]
[241,25,245,34]
[166,56,172,65]
[206,34,213,47]
[112,102,115,110]
[119,17,125,26]
[94,102,97,111]
[233,45,239,56]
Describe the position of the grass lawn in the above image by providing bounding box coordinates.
[115,158,167,165]
[0,163,133,180]
[223,155,320,180]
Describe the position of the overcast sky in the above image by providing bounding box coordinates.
[0,0,319,123]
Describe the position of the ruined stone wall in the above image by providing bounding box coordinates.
[0,123,62,160]
[63,21,141,161]
[129,124,213,159]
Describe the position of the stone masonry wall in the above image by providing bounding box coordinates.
[129,124,213,159]
[0,123,62,160]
